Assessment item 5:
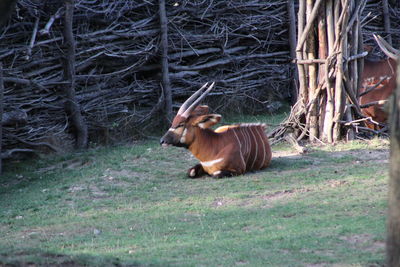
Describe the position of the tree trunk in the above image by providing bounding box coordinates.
[387,61,400,267]
[62,0,88,149]
[159,0,173,121]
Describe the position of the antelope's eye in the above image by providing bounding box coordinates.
[173,124,184,129]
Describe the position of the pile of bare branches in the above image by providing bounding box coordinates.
[0,0,291,156]
[269,0,400,146]
[362,0,400,54]
[1,0,399,157]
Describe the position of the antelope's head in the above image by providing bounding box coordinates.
[160,82,221,148]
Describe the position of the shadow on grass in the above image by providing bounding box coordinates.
[0,248,144,267]
[268,146,389,173]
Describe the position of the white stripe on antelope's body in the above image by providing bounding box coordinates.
[160,82,272,178]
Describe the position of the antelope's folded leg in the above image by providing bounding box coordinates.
[211,170,234,179]
[187,163,206,178]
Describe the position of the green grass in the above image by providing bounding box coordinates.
[0,114,389,266]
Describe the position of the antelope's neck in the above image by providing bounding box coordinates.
[188,128,221,162]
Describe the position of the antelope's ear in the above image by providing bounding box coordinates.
[191,105,209,116]
[192,114,221,129]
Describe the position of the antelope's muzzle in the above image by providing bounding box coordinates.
[160,130,187,148]
[160,131,175,147]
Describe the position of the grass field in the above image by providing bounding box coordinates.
[0,114,389,266]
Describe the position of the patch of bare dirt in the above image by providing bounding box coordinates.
[102,168,147,184]
[88,185,109,199]
[67,184,108,199]
[209,188,313,209]
[68,185,86,193]
[210,195,262,208]
[262,188,312,201]
[105,169,133,177]
[341,149,389,162]
[366,241,385,252]
[326,180,348,188]
[241,225,264,233]
[300,249,335,257]
[17,224,93,240]
[67,167,153,202]
[179,212,204,223]
[36,158,93,173]
[211,197,238,208]
[272,150,302,159]
[235,260,250,265]
[340,234,385,253]
[261,189,295,201]
[340,233,373,245]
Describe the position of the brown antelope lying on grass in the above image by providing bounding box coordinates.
[359,35,399,130]
[160,82,272,178]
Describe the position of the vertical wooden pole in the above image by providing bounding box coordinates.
[306,0,318,141]
[382,0,392,45]
[322,0,335,142]
[356,7,364,99]
[0,62,3,174]
[333,0,350,142]
[387,61,400,267]
[317,1,327,139]
[296,0,308,105]
[345,0,361,141]
[63,0,88,149]
[287,0,298,105]
[159,0,173,121]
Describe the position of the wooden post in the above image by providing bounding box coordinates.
[333,0,353,142]
[0,62,3,174]
[63,0,88,149]
[296,0,308,104]
[317,1,327,138]
[287,0,298,104]
[382,0,392,45]
[387,61,400,267]
[159,0,173,121]
[306,0,318,141]
[322,0,335,142]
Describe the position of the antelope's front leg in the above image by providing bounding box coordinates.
[187,163,206,178]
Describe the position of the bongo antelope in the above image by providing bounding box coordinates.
[160,82,272,178]
[359,35,399,129]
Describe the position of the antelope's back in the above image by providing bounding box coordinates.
[217,123,271,171]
